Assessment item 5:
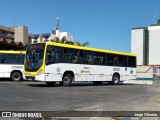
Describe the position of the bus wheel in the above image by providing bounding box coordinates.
[62,74,72,86]
[11,72,22,81]
[111,74,120,85]
[93,81,102,85]
[46,82,56,87]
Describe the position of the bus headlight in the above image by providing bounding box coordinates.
[37,70,42,76]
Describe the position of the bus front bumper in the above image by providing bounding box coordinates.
[25,74,45,81]
[25,76,35,81]
[35,74,45,81]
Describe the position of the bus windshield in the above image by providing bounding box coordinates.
[25,43,45,71]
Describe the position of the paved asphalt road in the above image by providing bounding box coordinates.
[0,80,160,120]
[0,80,160,111]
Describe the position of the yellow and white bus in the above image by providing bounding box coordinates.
[24,42,136,86]
[0,50,25,81]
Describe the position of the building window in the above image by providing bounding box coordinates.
[2,31,5,34]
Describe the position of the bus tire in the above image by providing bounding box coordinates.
[46,82,56,87]
[111,74,120,85]
[62,74,72,86]
[93,81,102,85]
[11,72,22,81]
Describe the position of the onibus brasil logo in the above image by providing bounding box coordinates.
[2,112,42,118]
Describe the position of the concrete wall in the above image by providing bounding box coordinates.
[148,26,160,65]
[126,65,160,85]
[136,66,153,79]
[14,26,28,43]
[131,29,144,65]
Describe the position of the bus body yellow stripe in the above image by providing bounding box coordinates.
[0,50,26,54]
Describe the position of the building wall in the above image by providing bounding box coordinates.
[0,26,14,40]
[0,25,33,45]
[14,26,28,43]
[131,29,144,65]
[60,32,73,41]
[148,26,160,65]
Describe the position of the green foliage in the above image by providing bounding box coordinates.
[50,39,54,42]
[82,41,89,47]
[75,40,89,47]
[75,40,81,46]
[65,41,74,45]
[54,37,60,43]
[61,36,67,43]
[50,37,89,47]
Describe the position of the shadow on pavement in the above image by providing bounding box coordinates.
[0,78,13,82]
[27,82,136,88]
[0,79,34,82]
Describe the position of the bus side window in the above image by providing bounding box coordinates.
[106,54,113,66]
[63,48,78,63]
[17,54,25,64]
[1,54,6,64]
[7,54,17,64]
[113,55,118,66]
[86,51,93,64]
[53,50,60,63]
[128,56,136,67]
[1,59,6,63]
[72,50,79,63]
[98,56,104,65]
[46,46,54,65]
[87,55,93,64]
[93,55,98,64]
[63,48,69,63]
[118,55,127,67]
[79,51,86,64]
[94,52,105,65]
[105,54,109,65]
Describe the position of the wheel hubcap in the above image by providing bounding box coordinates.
[64,77,69,84]
[14,75,20,80]
[114,76,119,83]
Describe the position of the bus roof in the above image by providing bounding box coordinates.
[0,50,26,54]
[33,42,136,56]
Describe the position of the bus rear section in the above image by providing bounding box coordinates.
[24,42,136,86]
[0,51,25,81]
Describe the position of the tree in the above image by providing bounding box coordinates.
[65,41,74,45]
[82,41,89,47]
[75,40,81,46]
[50,39,54,42]
[74,40,90,47]
[50,37,89,47]
[54,37,60,43]
[61,36,67,44]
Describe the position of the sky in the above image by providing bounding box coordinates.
[0,0,160,52]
